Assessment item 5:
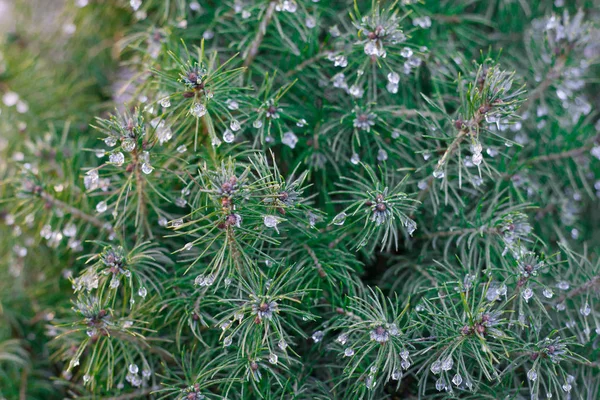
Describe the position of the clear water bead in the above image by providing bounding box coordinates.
[400,47,413,58]
[543,288,553,298]
[2,91,19,106]
[332,212,347,225]
[522,288,534,302]
[109,276,120,289]
[441,357,453,371]
[435,377,446,391]
[527,368,537,381]
[452,373,462,386]
[130,0,142,11]
[365,375,376,390]
[344,348,355,357]
[122,138,136,152]
[96,201,108,213]
[263,215,280,231]
[191,103,207,118]
[230,120,241,131]
[129,363,139,374]
[433,169,444,179]
[223,336,232,347]
[282,132,298,149]
[405,219,417,236]
[312,330,324,343]
[223,129,235,143]
[104,136,117,147]
[109,152,125,166]
[387,72,400,84]
[391,369,401,380]
[253,119,263,129]
[269,353,278,364]
[400,349,409,360]
[138,287,147,298]
[278,339,288,350]
[226,99,239,110]
[430,361,442,375]
[350,153,360,165]
[349,85,364,98]
[183,242,193,251]
[177,145,187,153]
[580,303,591,316]
[337,333,348,345]
[377,149,388,161]
[159,97,170,108]
[141,163,153,174]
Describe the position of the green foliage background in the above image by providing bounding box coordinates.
[1,0,599,399]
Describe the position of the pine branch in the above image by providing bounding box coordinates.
[39,190,113,235]
[418,226,498,240]
[285,50,329,77]
[105,386,160,400]
[520,53,568,113]
[243,1,277,69]
[132,149,150,237]
[303,244,327,278]
[552,273,600,309]
[525,139,598,165]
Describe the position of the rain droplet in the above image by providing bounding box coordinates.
[278,339,288,350]
[452,373,462,386]
[223,129,235,143]
[312,330,324,343]
[96,201,108,213]
[159,97,171,108]
[230,120,241,131]
[282,131,298,149]
[141,163,153,175]
[109,152,125,166]
[332,212,347,226]
[580,303,591,316]
[129,364,139,374]
[190,103,207,118]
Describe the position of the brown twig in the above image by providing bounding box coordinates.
[243,1,276,69]
[303,244,327,278]
[285,50,330,78]
[40,191,113,235]
[105,386,160,400]
[550,274,600,310]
